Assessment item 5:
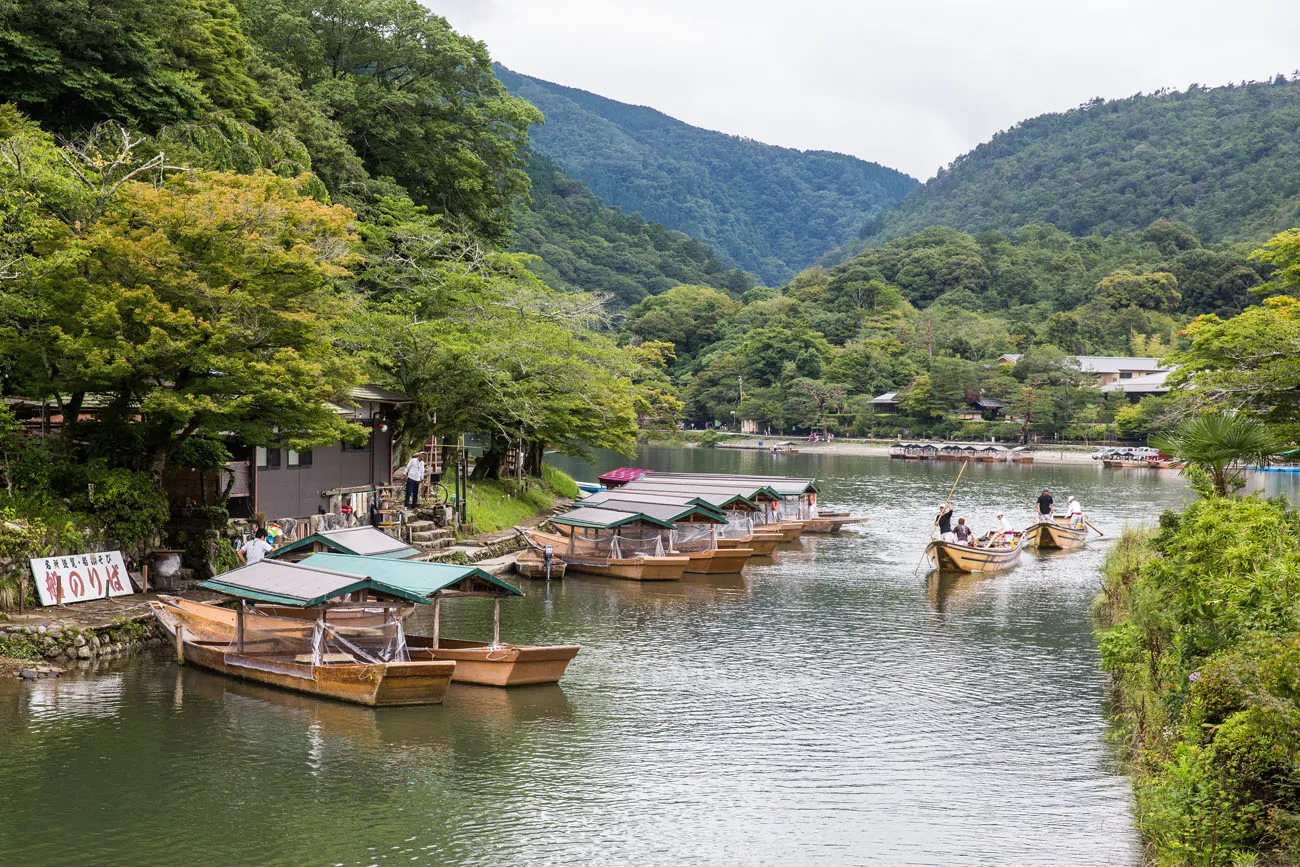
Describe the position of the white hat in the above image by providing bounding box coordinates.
[997,512,1004,517]
[1068,496,1076,501]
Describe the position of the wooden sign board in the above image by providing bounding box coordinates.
[31,551,133,606]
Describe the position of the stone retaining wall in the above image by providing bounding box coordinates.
[1,613,166,673]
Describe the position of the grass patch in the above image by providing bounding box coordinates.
[464,468,579,535]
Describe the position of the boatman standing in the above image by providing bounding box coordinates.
[403,452,426,509]
[1036,488,1054,523]
[1067,495,1085,528]
[937,503,955,541]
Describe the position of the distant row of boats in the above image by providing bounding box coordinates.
[519,469,869,581]
[891,442,1034,463]
[1089,446,1184,469]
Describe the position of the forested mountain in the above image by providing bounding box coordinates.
[828,76,1300,264]
[495,65,918,285]
[511,154,753,308]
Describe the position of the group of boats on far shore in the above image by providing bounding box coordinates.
[149,469,869,709]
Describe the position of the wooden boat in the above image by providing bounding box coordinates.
[678,546,753,574]
[716,533,780,556]
[770,522,805,542]
[924,535,1023,573]
[513,547,566,579]
[803,511,869,533]
[295,553,580,688]
[1023,517,1089,550]
[526,529,688,580]
[149,594,455,707]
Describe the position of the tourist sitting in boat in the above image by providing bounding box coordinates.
[1067,496,1086,528]
[954,518,972,544]
[1036,489,1054,523]
[937,503,955,541]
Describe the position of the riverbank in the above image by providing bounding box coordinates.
[0,595,174,678]
[705,437,1106,464]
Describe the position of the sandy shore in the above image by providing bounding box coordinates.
[713,439,1103,465]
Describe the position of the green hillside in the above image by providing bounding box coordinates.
[828,77,1300,264]
[512,154,753,308]
[495,65,918,285]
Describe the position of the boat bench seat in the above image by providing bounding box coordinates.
[293,652,357,665]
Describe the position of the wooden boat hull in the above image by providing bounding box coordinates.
[803,514,869,533]
[1024,519,1089,550]
[1102,459,1151,468]
[514,550,567,579]
[526,530,688,580]
[768,522,804,542]
[716,534,780,556]
[406,637,579,687]
[147,599,455,706]
[676,547,753,574]
[925,539,1022,573]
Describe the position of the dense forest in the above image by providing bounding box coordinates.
[495,65,918,284]
[826,77,1300,264]
[510,153,753,308]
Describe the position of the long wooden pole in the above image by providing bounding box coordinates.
[1085,519,1105,537]
[914,460,969,575]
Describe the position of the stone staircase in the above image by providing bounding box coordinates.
[405,520,456,559]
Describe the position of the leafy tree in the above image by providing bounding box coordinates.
[1095,269,1181,310]
[788,379,846,435]
[623,284,738,364]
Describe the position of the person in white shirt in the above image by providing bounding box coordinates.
[403,454,426,508]
[238,528,274,564]
[1067,496,1085,528]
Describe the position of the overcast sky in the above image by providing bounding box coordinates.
[431,1,1300,180]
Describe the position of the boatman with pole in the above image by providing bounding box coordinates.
[937,503,955,541]
[1036,488,1054,523]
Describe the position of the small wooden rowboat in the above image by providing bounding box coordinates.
[925,536,1023,573]
[149,596,456,706]
[513,547,566,579]
[405,637,579,687]
[716,533,780,556]
[1023,517,1090,550]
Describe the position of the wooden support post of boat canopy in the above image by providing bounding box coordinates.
[493,598,501,647]
[236,601,246,653]
[432,597,441,649]
[174,623,185,665]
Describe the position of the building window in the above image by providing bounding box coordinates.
[257,447,281,469]
[288,449,313,468]
[1119,372,1133,380]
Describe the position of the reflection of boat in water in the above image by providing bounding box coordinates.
[927,570,1000,612]
[924,536,1023,573]
[1023,517,1089,550]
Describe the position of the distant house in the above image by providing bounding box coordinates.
[1099,370,1173,403]
[998,354,1168,386]
[956,396,1005,421]
[871,392,901,414]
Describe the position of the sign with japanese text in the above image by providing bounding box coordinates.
[30,551,133,606]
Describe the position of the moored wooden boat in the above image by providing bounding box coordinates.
[679,546,754,574]
[149,593,455,706]
[716,533,780,556]
[295,553,580,688]
[513,547,566,579]
[803,511,869,533]
[768,522,804,542]
[925,536,1023,573]
[525,529,688,580]
[1023,517,1090,550]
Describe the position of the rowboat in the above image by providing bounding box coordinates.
[526,528,689,580]
[924,535,1023,573]
[148,566,456,707]
[513,547,566,579]
[296,553,580,688]
[716,533,780,556]
[1023,517,1089,550]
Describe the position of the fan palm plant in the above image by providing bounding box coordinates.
[1150,414,1281,497]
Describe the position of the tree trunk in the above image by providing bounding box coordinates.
[471,438,506,481]
[523,441,545,476]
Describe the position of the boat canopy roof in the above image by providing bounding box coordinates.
[582,489,757,513]
[620,479,782,502]
[199,560,430,608]
[579,499,725,524]
[645,472,820,495]
[550,507,676,530]
[596,467,649,485]
[268,527,420,561]
[298,553,523,598]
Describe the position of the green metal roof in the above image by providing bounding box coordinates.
[581,499,725,524]
[298,553,523,598]
[268,527,420,561]
[550,507,676,530]
[198,560,431,607]
[580,490,741,517]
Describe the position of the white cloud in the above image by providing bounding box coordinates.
[431,0,1300,179]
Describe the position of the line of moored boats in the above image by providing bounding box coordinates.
[148,470,868,710]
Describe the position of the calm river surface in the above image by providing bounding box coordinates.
[2,448,1217,866]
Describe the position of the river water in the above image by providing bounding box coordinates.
[2,447,1208,866]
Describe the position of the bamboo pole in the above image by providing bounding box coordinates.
[914,460,969,575]
[432,597,441,649]
[492,598,501,647]
[174,624,185,665]
[1085,519,1105,537]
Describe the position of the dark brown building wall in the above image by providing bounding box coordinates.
[253,428,393,519]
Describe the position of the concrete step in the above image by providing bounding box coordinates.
[409,528,453,544]
[405,520,439,533]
